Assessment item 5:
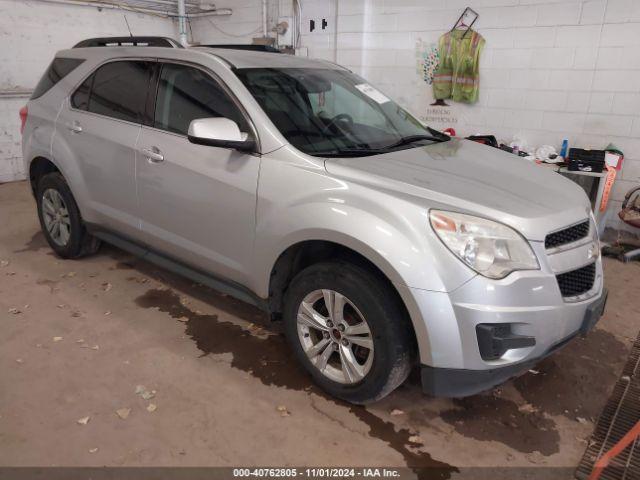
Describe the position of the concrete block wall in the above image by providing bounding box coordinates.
[0,0,176,182]
[188,0,279,44]
[2,0,639,235]
[295,0,640,234]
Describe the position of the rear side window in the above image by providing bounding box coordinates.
[71,75,92,111]
[154,63,246,135]
[71,60,153,124]
[31,58,85,100]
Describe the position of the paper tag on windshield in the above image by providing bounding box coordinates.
[355,83,390,104]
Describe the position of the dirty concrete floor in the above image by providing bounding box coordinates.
[1,180,639,474]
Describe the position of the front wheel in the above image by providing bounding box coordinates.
[283,261,414,404]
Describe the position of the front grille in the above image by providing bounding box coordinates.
[556,262,596,297]
[545,220,590,249]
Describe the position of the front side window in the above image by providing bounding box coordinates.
[71,61,153,123]
[154,63,246,136]
[235,67,447,157]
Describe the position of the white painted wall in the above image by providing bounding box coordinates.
[294,0,640,235]
[0,0,176,182]
[2,0,639,235]
[188,0,277,45]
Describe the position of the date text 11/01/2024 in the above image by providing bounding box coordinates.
[233,468,402,477]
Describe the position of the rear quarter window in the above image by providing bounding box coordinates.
[31,58,85,100]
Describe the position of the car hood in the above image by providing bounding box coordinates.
[323,138,592,242]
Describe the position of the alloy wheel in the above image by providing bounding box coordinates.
[296,289,374,384]
[41,189,71,246]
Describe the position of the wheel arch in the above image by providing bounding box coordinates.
[267,239,421,360]
[28,156,61,196]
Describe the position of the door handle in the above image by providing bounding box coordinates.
[141,147,164,163]
[67,121,82,134]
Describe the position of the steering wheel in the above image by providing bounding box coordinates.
[321,113,354,135]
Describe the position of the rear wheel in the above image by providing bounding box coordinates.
[36,172,100,258]
[284,261,414,404]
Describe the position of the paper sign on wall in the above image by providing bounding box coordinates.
[355,84,390,104]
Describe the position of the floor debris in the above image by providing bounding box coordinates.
[276,405,290,417]
[8,307,21,314]
[146,403,157,413]
[391,409,405,416]
[76,416,90,425]
[52,336,63,342]
[518,403,537,413]
[525,451,546,464]
[135,385,156,400]
[116,408,131,420]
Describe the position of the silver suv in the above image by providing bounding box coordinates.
[21,37,607,403]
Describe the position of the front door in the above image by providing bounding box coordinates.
[136,62,260,286]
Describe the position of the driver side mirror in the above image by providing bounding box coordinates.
[187,117,256,153]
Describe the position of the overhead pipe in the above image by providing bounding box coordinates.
[31,0,172,16]
[183,9,232,17]
[177,0,188,46]
[136,0,199,6]
[262,0,268,38]
[31,0,231,18]
[0,90,32,99]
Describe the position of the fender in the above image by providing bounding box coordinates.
[252,151,475,298]
[251,152,477,365]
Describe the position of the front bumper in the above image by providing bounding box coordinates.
[420,288,608,397]
[396,240,605,397]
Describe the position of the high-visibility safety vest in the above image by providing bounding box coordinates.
[432,29,485,104]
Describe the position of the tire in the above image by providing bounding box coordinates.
[36,172,100,259]
[283,261,414,404]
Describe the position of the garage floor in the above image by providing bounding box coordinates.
[1,180,639,474]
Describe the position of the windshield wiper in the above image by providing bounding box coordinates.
[313,128,451,158]
[382,131,450,150]
[315,148,385,158]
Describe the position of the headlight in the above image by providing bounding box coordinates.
[429,210,539,279]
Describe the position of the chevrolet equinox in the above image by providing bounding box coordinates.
[21,37,607,403]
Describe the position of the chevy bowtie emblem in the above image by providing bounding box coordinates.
[587,243,597,260]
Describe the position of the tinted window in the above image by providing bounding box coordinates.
[32,58,85,100]
[84,61,152,123]
[236,68,437,156]
[71,75,92,111]
[154,63,246,135]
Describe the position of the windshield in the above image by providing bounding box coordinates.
[235,67,448,157]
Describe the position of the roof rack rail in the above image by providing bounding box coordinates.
[201,44,281,53]
[73,37,183,49]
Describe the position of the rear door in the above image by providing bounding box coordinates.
[135,61,261,286]
[57,59,154,239]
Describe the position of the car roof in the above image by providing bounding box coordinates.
[196,47,345,70]
[62,44,346,71]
